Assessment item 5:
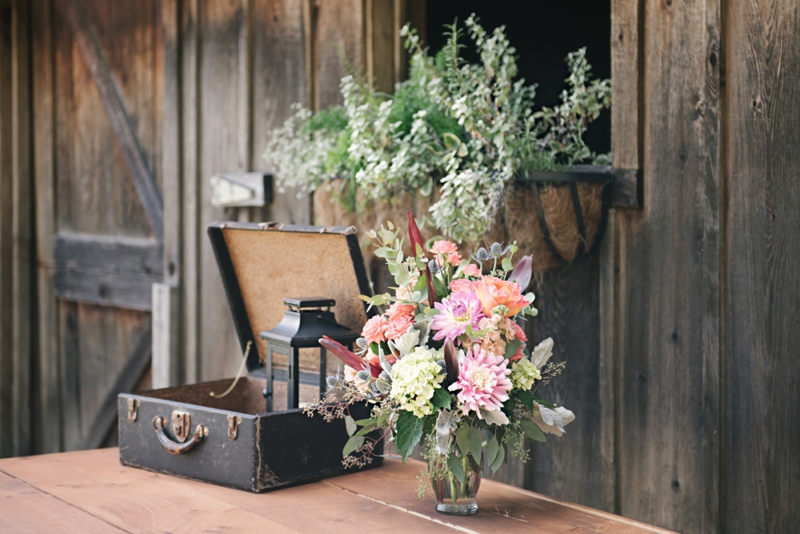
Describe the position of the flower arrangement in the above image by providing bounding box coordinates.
[264,15,610,244]
[305,213,574,515]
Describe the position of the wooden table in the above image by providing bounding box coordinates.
[0,448,673,533]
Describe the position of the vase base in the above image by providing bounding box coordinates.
[435,500,478,516]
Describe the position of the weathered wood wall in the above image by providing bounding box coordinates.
[2,1,799,532]
[600,0,800,532]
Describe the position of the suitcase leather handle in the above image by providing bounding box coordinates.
[152,416,208,455]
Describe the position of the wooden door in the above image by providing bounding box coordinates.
[32,0,164,452]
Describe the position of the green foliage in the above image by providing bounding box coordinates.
[395,410,425,461]
[263,14,611,243]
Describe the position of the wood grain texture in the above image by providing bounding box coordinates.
[313,0,363,110]
[612,0,721,532]
[525,255,603,510]
[0,448,674,533]
[53,233,164,311]
[198,0,252,381]
[31,0,62,454]
[0,0,14,458]
[56,0,164,241]
[0,470,123,533]
[252,0,312,225]
[9,0,33,459]
[722,0,800,532]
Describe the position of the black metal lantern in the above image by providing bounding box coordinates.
[260,297,358,411]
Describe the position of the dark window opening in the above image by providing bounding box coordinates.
[425,0,611,156]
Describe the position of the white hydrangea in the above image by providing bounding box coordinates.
[389,347,445,418]
[510,358,541,391]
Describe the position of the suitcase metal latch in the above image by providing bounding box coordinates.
[171,411,192,443]
[127,399,140,422]
[227,415,242,441]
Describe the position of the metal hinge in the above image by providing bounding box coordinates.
[127,398,141,422]
[227,414,242,441]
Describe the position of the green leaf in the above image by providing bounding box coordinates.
[491,441,506,472]
[486,435,500,468]
[345,415,357,437]
[521,420,547,443]
[467,427,483,464]
[355,424,377,437]
[447,453,465,484]
[501,257,513,271]
[532,396,557,409]
[354,418,375,427]
[422,414,436,436]
[343,435,364,457]
[377,410,390,427]
[443,132,461,151]
[431,387,451,409]
[504,339,523,359]
[518,390,534,411]
[455,425,470,458]
[395,411,424,461]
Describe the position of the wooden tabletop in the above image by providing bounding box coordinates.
[0,448,673,533]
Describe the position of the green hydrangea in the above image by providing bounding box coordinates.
[390,347,445,418]
[510,358,541,391]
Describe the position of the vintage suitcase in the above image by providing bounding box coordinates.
[118,221,381,492]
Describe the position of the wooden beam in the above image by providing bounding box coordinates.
[56,0,164,242]
[32,0,62,454]
[53,233,163,311]
[81,323,151,450]
[151,283,179,388]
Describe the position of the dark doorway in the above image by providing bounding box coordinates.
[425,1,611,155]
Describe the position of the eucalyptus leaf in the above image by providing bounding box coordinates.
[343,435,364,457]
[486,435,500,468]
[447,453,465,484]
[521,419,547,443]
[491,441,506,472]
[345,415,357,437]
[467,427,483,464]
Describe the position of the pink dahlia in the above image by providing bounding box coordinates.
[448,347,513,417]
[431,290,485,341]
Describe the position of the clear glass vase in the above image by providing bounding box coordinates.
[429,453,483,515]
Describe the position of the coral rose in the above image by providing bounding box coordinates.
[361,315,387,344]
[385,314,414,340]
[462,264,481,277]
[387,303,415,321]
[472,276,530,317]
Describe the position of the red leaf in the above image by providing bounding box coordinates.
[508,255,533,292]
[442,339,459,388]
[407,211,425,256]
[319,336,364,370]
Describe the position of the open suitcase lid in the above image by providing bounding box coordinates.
[208,221,372,373]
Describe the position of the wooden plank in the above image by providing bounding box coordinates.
[58,301,82,451]
[0,450,449,533]
[328,458,676,533]
[198,0,253,381]
[524,255,603,509]
[722,0,800,532]
[10,0,33,458]
[81,322,151,450]
[160,0,182,386]
[606,0,640,514]
[313,0,363,110]
[0,470,124,533]
[612,0,721,531]
[151,283,179,388]
[180,0,201,384]
[56,0,164,241]
[53,233,163,311]
[31,0,62,454]
[0,449,674,533]
[253,0,312,225]
[0,0,14,458]
[366,0,395,93]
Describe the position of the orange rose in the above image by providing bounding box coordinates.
[472,276,529,317]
